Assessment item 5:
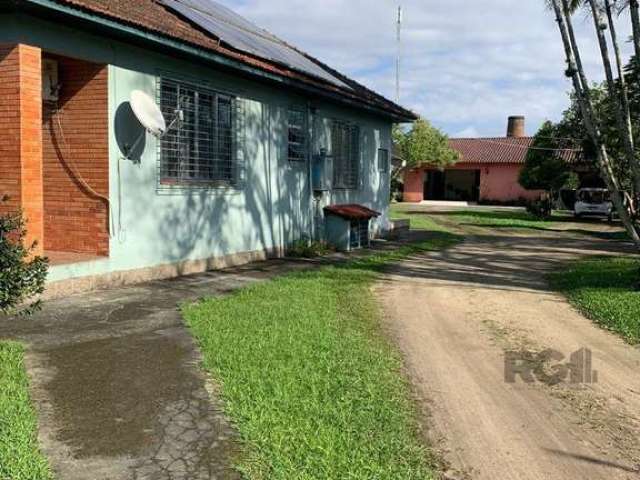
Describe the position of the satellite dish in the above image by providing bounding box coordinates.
[130,90,166,138]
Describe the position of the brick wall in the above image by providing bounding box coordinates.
[0,44,44,254]
[0,45,22,212]
[42,56,109,256]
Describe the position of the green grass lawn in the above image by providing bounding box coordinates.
[390,204,554,230]
[183,238,458,479]
[0,342,52,480]
[434,210,556,229]
[549,257,640,344]
[389,205,452,232]
[390,204,632,242]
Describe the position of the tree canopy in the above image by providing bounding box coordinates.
[522,55,640,192]
[519,121,578,192]
[394,119,459,170]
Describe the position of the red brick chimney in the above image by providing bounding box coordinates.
[506,116,525,138]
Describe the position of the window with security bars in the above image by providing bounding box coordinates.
[159,78,237,186]
[332,121,360,189]
[288,107,307,162]
[378,148,389,173]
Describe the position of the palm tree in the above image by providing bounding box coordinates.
[546,0,583,11]
[549,0,640,245]
[623,0,640,61]
[588,0,640,197]
[604,1,632,131]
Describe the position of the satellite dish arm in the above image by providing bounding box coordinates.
[125,90,186,161]
[164,109,184,136]
[123,108,183,161]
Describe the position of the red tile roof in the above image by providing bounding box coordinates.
[324,204,381,220]
[24,0,416,121]
[449,137,534,165]
[449,137,579,165]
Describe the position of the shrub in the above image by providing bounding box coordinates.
[0,197,48,316]
[526,197,553,220]
[287,239,334,258]
[390,176,404,203]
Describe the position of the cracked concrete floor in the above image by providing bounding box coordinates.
[0,257,330,480]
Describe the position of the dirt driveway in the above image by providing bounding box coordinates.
[377,217,640,479]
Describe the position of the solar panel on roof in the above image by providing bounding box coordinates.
[159,0,351,89]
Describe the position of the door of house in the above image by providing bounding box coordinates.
[424,170,445,200]
[473,170,481,202]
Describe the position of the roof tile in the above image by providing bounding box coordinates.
[449,137,579,165]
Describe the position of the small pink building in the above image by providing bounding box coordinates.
[403,117,542,204]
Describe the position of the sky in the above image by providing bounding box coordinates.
[216,0,635,138]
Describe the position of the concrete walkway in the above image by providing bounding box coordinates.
[0,256,342,480]
[377,227,640,480]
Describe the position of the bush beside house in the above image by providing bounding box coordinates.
[0,197,48,316]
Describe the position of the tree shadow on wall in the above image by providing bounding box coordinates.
[149,99,301,271]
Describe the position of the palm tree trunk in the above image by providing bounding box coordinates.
[630,0,640,60]
[627,0,640,217]
[593,0,640,196]
[551,0,640,245]
[555,0,617,187]
[562,0,593,105]
[605,0,634,144]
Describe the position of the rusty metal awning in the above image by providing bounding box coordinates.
[323,204,381,220]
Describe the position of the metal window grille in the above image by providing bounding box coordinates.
[157,78,243,191]
[349,219,370,249]
[288,107,307,162]
[378,148,389,173]
[332,121,360,189]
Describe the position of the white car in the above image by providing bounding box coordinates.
[574,188,614,221]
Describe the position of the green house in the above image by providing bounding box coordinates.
[0,0,416,296]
